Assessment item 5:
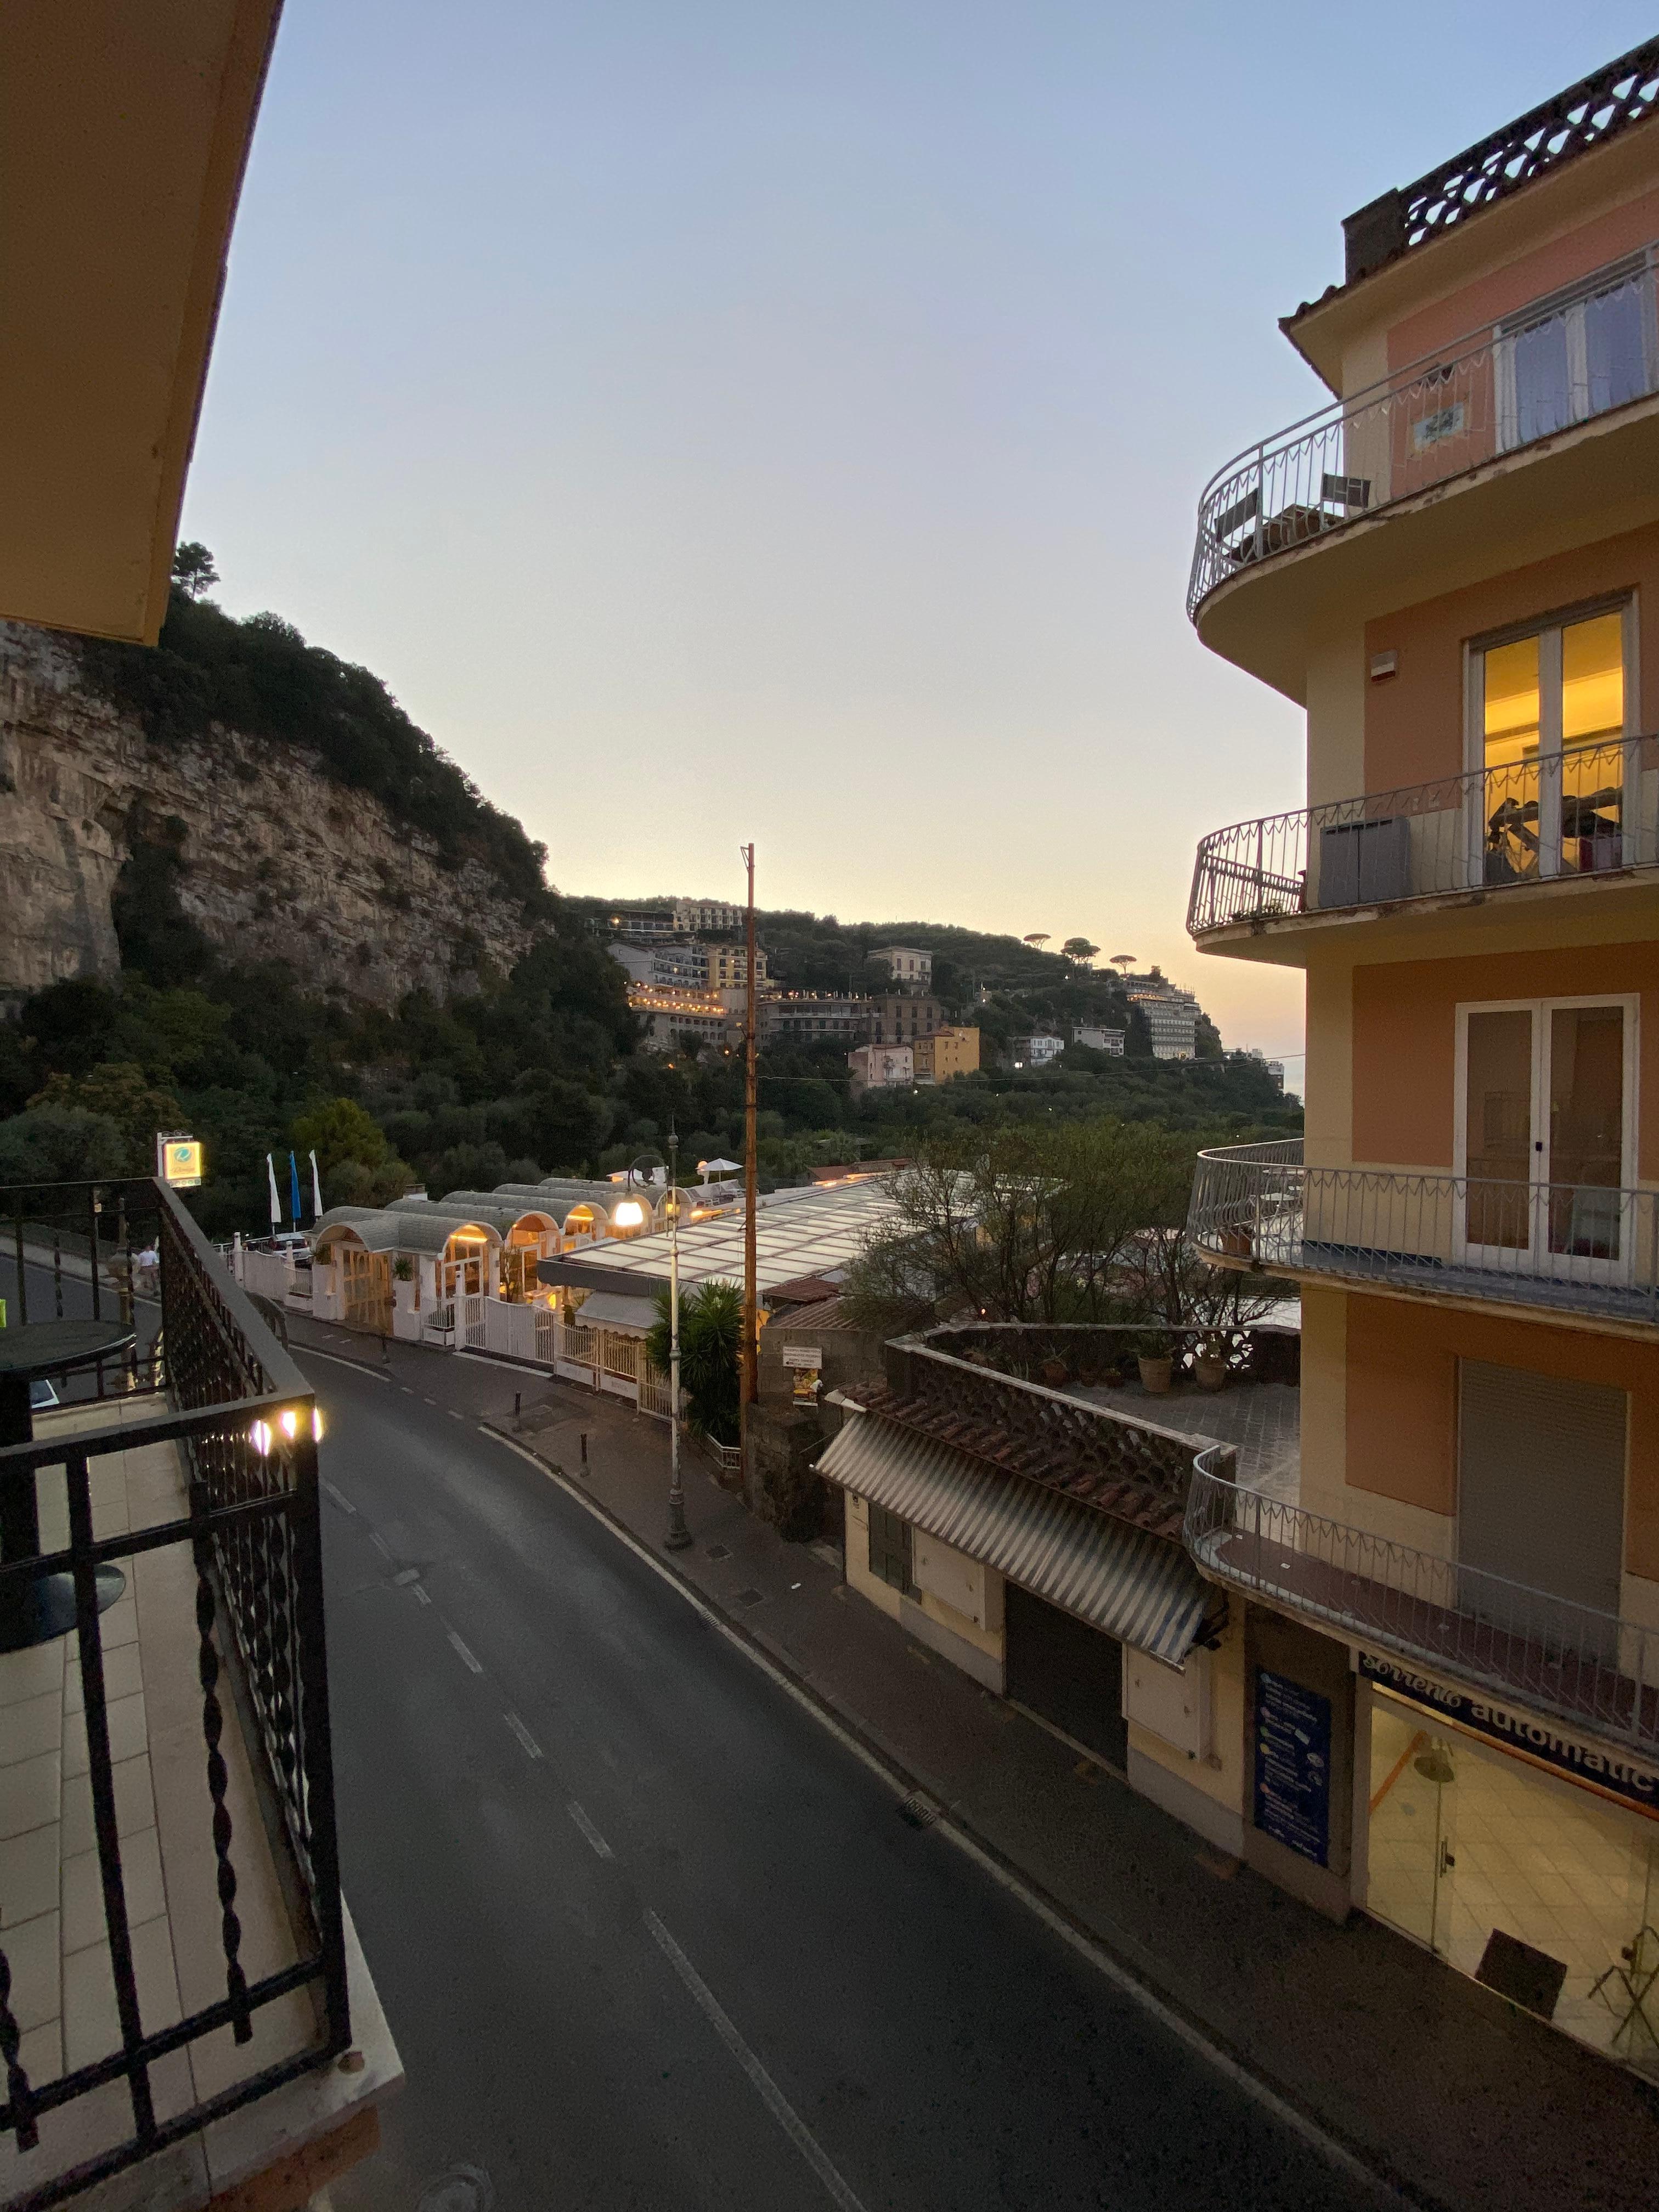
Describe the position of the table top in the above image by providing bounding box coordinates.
[0,1317,137,1381]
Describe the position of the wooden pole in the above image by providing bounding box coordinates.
[741,842,759,1466]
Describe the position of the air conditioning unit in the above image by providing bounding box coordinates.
[1316,815,1411,909]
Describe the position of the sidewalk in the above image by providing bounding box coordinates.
[303,1327,1659,2212]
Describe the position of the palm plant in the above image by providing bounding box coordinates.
[645,1277,743,1445]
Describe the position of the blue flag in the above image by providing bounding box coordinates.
[289,1152,302,1226]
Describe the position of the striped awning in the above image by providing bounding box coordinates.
[817,1409,1215,1665]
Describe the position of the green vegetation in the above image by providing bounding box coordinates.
[0,566,1298,1235]
[644,1279,743,1444]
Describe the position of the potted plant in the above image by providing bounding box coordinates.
[1136,1332,1174,1395]
[1193,1329,1229,1391]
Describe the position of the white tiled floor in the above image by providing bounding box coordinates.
[0,1400,311,2196]
[1368,1695,1659,2075]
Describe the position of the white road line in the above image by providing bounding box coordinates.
[413,1585,432,1607]
[566,1800,612,1859]
[447,1630,483,1674]
[505,1711,543,1759]
[483,1430,1402,2207]
[645,1911,868,2212]
[321,1480,357,1516]
[289,1345,392,1383]
[368,1531,391,1559]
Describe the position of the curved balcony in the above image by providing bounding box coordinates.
[1187,250,1659,625]
[1186,1462,1658,1754]
[1190,1139,1659,1332]
[1188,735,1656,941]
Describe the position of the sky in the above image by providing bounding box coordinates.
[181,3,1657,1074]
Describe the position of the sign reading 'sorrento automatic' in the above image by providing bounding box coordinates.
[1361,1652,1659,1818]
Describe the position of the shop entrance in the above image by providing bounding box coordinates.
[1368,1691,1659,2074]
[1005,1584,1126,1770]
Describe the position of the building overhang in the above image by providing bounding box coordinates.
[0,2,281,644]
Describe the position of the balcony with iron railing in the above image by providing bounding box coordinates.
[1188,735,1658,944]
[1187,250,1659,636]
[1186,1459,1658,1757]
[0,1178,394,2209]
[1189,1139,1659,1333]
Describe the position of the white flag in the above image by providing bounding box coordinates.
[310,1149,324,1221]
[266,1153,281,1232]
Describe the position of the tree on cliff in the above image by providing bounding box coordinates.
[171,542,219,600]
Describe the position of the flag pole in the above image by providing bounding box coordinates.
[740,842,758,1482]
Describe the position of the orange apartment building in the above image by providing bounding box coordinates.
[1182,42,1659,2073]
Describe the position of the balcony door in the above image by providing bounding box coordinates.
[1469,605,1632,889]
[1454,997,1636,1280]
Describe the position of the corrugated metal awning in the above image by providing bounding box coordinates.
[818,1410,1214,1665]
[575,1290,660,1333]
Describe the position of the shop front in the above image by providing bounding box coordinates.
[1362,1654,1658,2076]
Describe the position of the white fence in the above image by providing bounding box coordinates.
[236,1246,312,1309]
[438,1296,676,1421]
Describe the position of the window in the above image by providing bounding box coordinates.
[1495,256,1654,453]
[867,1504,912,1594]
[1471,604,1630,884]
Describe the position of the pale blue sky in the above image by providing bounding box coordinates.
[182,5,1655,1064]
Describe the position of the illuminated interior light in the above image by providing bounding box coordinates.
[312,1407,325,1443]
[280,1408,298,1440]
[250,1419,273,1456]
[613,1199,646,1228]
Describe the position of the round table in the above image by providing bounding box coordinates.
[0,1318,137,1652]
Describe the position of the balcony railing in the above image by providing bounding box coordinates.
[1188,736,1654,937]
[1190,1139,1659,1328]
[1187,249,1658,619]
[1186,1460,1658,1754]
[0,1178,347,2205]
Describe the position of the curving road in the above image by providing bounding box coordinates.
[300,1341,1384,2212]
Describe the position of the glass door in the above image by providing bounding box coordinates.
[1367,1700,1459,1957]
[1457,998,1634,1278]
[1477,608,1628,886]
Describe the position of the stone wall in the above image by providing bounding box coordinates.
[0,618,539,1011]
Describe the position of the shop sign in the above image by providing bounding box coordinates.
[1359,1652,1659,1819]
[155,1133,203,1189]
[1253,1668,1331,1867]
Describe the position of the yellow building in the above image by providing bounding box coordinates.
[706,940,768,990]
[1183,40,1659,2072]
[913,1025,980,1082]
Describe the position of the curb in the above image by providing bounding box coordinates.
[479,1417,1431,2212]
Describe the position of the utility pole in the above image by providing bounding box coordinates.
[740,842,759,1474]
[665,1124,690,1549]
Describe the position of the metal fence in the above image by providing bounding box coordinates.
[0,1178,348,2202]
[1188,735,1654,936]
[1189,1139,1659,1325]
[1188,250,1658,618]
[1186,1459,1658,1754]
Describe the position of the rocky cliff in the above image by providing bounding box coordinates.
[0,618,541,1011]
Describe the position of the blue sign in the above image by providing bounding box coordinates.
[1254,1668,1332,1867]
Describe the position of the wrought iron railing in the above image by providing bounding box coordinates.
[1190,1139,1659,1325]
[1188,735,1651,935]
[1188,250,1658,618]
[0,1179,348,2203]
[1186,1459,1658,1754]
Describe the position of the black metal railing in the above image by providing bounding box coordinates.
[1187,735,1654,936]
[0,1178,347,2207]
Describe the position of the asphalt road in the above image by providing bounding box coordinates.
[298,1344,1381,2212]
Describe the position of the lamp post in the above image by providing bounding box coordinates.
[664,1126,690,1550]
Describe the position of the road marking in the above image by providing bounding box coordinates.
[321,1480,357,1517]
[369,1531,391,1560]
[505,1711,542,1759]
[482,1429,1403,2206]
[400,1386,415,1396]
[447,1409,465,1422]
[447,1630,483,1674]
[566,1800,612,1858]
[413,1585,432,1607]
[645,1910,868,2212]
[289,1345,392,1383]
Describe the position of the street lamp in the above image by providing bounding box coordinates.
[622,1149,690,1551]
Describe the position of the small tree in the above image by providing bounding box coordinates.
[171,541,219,600]
[1021,932,1051,951]
[645,1277,742,1444]
[1060,937,1100,968]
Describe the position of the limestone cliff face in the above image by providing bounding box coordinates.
[0,619,540,1009]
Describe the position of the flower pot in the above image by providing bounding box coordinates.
[1194,1354,1228,1392]
[1041,1357,1069,1387]
[1137,1354,1174,1395]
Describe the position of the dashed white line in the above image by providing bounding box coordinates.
[321,1480,357,1516]
[505,1711,543,1759]
[645,1910,868,2212]
[565,1800,613,1859]
[447,1630,483,1674]
[412,1585,432,1607]
[368,1531,391,1559]
[447,1409,465,1422]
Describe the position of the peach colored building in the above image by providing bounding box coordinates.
[1183,41,1659,2073]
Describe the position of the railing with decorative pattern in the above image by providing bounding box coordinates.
[1188,736,1655,937]
[1188,249,1658,620]
[1186,1459,1658,1754]
[0,1179,348,2204]
[1190,1139,1659,1327]
[1344,38,1659,282]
